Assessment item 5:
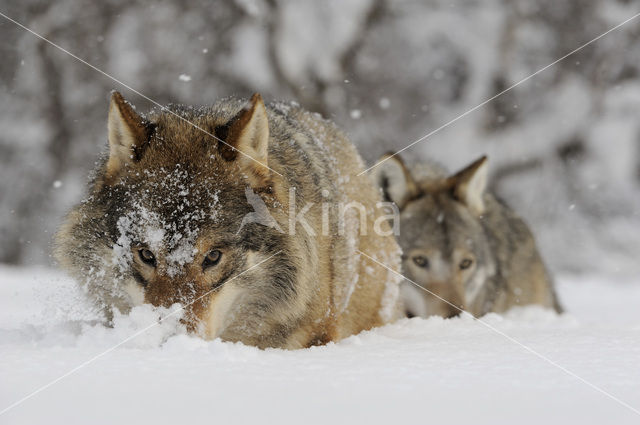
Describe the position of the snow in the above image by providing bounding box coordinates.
[275,0,372,84]
[378,97,390,110]
[1,266,639,424]
[3,0,640,279]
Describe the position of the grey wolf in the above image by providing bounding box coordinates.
[373,154,562,318]
[55,91,403,349]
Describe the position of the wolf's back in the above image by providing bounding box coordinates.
[267,103,404,339]
[480,195,562,313]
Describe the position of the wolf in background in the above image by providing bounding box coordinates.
[55,91,403,349]
[373,154,562,318]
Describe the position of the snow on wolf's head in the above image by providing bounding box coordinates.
[55,91,292,337]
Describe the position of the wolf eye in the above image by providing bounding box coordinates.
[138,248,156,267]
[460,258,473,270]
[412,255,429,268]
[203,250,222,269]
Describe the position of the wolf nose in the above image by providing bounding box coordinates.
[444,310,461,319]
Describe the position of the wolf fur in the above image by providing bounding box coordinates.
[55,92,403,349]
[373,154,562,318]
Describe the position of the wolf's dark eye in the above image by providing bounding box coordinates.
[460,258,473,270]
[138,248,156,267]
[412,255,429,268]
[203,250,222,269]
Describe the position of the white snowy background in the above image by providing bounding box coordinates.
[1,0,639,423]
[1,268,639,424]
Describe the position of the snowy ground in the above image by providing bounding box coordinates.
[0,266,639,425]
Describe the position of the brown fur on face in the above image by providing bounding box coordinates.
[54,92,403,348]
[375,154,562,318]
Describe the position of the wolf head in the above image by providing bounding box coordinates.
[374,154,495,317]
[55,92,294,338]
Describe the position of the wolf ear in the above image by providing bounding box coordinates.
[449,156,488,215]
[221,93,270,187]
[106,91,150,179]
[371,153,417,208]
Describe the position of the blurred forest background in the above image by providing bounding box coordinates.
[1,0,639,277]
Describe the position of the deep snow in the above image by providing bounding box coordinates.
[0,266,639,425]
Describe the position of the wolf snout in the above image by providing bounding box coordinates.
[424,280,465,316]
[144,278,198,307]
